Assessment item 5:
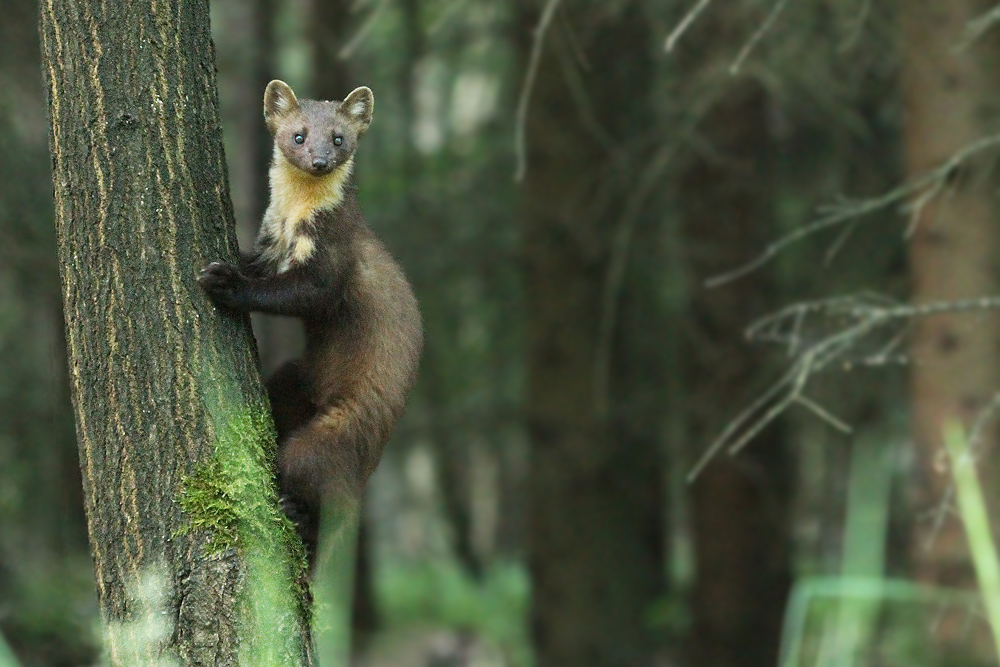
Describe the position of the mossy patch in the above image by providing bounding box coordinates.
[175,406,308,582]
[176,381,313,660]
[175,457,241,553]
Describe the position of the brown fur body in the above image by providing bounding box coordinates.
[200,81,422,559]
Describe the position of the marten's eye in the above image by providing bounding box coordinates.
[293,133,305,145]
[333,135,343,147]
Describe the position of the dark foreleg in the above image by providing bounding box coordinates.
[198,261,328,317]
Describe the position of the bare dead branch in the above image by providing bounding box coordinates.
[592,90,723,418]
[725,351,812,456]
[688,293,1000,480]
[922,390,1000,550]
[687,361,798,481]
[822,218,861,266]
[705,133,1000,289]
[967,391,1000,451]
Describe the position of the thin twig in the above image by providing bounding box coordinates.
[924,391,1000,551]
[664,0,713,52]
[706,133,1000,289]
[687,363,799,481]
[838,0,872,52]
[787,305,806,357]
[903,177,945,238]
[870,296,1000,320]
[593,145,676,417]
[823,218,860,266]
[726,351,816,456]
[956,4,1000,51]
[689,292,1000,479]
[859,324,909,367]
[795,395,853,434]
[338,0,389,59]
[730,0,793,75]
[967,391,1000,452]
[513,0,561,182]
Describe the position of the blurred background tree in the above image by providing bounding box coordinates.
[902,4,1000,658]
[1,0,94,664]
[8,0,1000,665]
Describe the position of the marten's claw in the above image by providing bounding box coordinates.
[199,260,239,283]
[200,261,243,285]
[198,261,246,307]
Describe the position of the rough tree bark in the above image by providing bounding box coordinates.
[516,3,667,666]
[39,1,311,664]
[902,0,1000,656]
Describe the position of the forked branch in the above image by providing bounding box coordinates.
[689,294,1000,480]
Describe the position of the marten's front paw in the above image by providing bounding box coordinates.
[198,261,246,308]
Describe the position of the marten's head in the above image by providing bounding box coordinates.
[264,80,374,178]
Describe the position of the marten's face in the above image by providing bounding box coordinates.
[264,81,374,177]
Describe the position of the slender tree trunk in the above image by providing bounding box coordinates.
[311,0,353,98]
[3,0,84,558]
[220,0,300,379]
[677,81,794,667]
[902,0,1000,656]
[516,4,666,665]
[39,2,310,664]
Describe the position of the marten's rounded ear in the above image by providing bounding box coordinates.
[340,86,374,131]
[264,80,300,134]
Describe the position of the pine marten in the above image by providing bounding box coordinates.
[199,80,423,560]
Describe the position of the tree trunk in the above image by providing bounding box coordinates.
[676,81,794,667]
[39,2,311,664]
[311,0,353,98]
[516,4,667,666]
[902,0,1000,656]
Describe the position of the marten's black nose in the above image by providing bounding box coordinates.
[312,156,328,170]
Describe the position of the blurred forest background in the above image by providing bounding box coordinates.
[7,0,1000,665]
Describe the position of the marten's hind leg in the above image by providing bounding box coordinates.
[276,404,366,566]
[267,360,316,441]
[266,361,321,555]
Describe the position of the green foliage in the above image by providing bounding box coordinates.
[175,409,302,565]
[378,559,531,666]
[176,402,311,663]
[313,510,361,667]
[780,431,1000,666]
[780,577,982,667]
[0,557,97,667]
[0,632,19,667]
[175,457,241,553]
[945,423,1000,663]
